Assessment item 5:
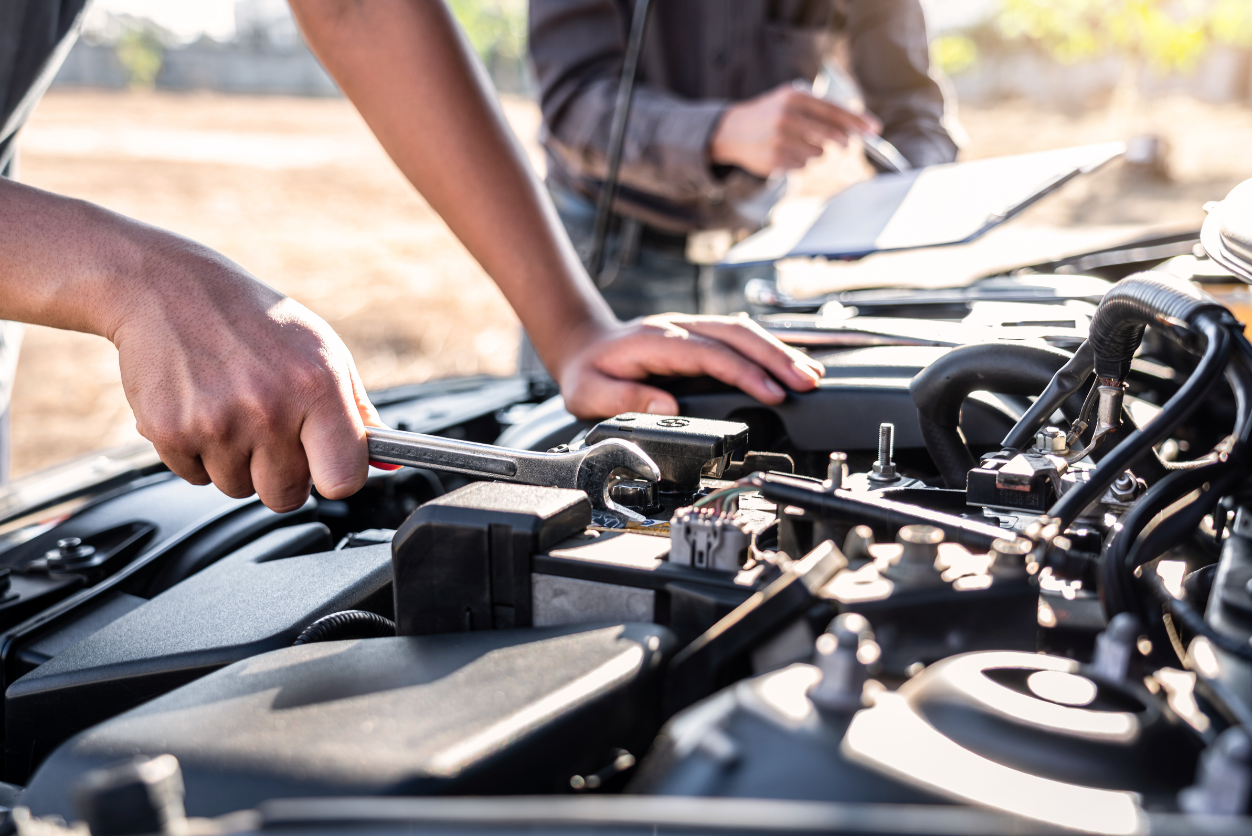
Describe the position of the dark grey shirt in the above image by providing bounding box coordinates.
[0,0,89,174]
[530,0,959,233]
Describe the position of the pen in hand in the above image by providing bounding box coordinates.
[793,76,911,174]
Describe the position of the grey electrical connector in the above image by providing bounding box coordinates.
[670,507,750,572]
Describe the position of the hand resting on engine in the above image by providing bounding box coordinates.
[0,0,825,513]
[290,2,824,412]
[555,313,822,420]
[0,179,818,512]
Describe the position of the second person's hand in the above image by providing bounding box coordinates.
[709,82,882,177]
[554,313,825,420]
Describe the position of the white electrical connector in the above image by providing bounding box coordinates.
[669,507,750,572]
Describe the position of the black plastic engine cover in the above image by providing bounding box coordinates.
[22,623,676,819]
[392,482,591,635]
[5,525,391,782]
[632,662,940,805]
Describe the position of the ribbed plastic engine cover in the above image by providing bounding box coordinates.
[21,623,675,819]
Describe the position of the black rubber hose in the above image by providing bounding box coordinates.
[1087,272,1227,380]
[292,610,396,646]
[1001,341,1095,451]
[1145,561,1252,660]
[909,342,1086,488]
[1099,458,1235,616]
[1129,470,1240,574]
[1224,348,1252,444]
[1051,313,1233,527]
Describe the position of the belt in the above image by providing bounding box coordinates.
[607,215,741,267]
[607,213,687,252]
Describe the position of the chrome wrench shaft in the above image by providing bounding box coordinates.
[366,427,661,516]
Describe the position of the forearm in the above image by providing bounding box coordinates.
[0,178,138,337]
[847,0,958,167]
[291,0,617,377]
[0,177,283,345]
[0,176,380,510]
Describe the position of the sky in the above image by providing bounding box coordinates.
[90,0,999,43]
[89,0,239,42]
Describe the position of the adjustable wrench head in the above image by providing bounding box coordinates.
[575,439,662,520]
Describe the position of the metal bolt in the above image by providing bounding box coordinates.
[825,452,847,490]
[898,525,943,564]
[842,525,874,564]
[1108,471,1141,502]
[990,537,1032,578]
[808,613,876,713]
[608,479,656,509]
[884,525,945,584]
[46,537,97,573]
[1034,426,1068,454]
[870,423,897,481]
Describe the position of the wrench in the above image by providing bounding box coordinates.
[366,427,661,519]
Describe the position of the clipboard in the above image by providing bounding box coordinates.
[723,142,1125,266]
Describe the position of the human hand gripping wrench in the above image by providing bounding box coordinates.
[366,427,662,522]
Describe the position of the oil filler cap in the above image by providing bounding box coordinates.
[585,413,749,494]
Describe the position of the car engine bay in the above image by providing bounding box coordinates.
[0,213,1247,835]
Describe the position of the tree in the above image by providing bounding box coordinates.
[996,0,1251,133]
[445,0,527,75]
[996,0,1250,75]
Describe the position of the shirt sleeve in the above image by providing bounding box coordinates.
[841,0,960,169]
[529,0,752,204]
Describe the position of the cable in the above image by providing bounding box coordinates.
[1129,472,1238,575]
[585,0,653,284]
[692,479,757,515]
[1086,272,1227,380]
[1224,348,1252,444]
[1050,313,1234,527]
[1001,341,1095,451]
[908,342,1086,488]
[1099,457,1236,616]
[292,610,396,646]
[1145,567,1251,659]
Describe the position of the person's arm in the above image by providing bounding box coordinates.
[290,0,824,419]
[844,0,959,169]
[0,177,378,512]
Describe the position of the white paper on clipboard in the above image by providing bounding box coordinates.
[723,142,1125,267]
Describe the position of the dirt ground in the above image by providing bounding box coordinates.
[9,88,1251,477]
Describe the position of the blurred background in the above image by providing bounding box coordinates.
[11,0,1251,477]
